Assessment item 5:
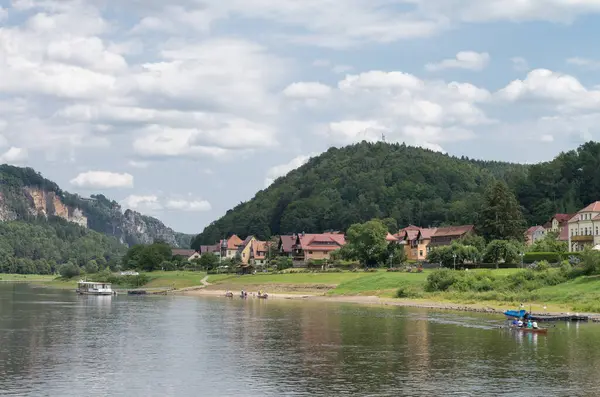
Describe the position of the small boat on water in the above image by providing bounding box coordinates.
[76,281,116,296]
[257,293,268,299]
[510,326,548,334]
[225,291,233,298]
[504,309,528,319]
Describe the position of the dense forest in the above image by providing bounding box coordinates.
[192,141,600,247]
[0,217,126,274]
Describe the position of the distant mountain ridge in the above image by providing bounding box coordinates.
[0,165,192,247]
[192,141,600,248]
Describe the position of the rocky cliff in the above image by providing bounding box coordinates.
[0,165,193,248]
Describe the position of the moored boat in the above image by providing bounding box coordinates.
[225,291,233,298]
[257,293,268,299]
[504,309,527,319]
[76,281,115,296]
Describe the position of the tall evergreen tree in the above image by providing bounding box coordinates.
[477,181,526,242]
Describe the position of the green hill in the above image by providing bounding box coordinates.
[192,141,600,248]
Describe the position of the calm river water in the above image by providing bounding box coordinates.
[2,284,600,396]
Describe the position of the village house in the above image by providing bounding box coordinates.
[199,244,221,256]
[171,249,201,262]
[250,240,269,267]
[220,234,244,259]
[279,232,346,267]
[525,226,546,246]
[400,225,475,261]
[568,201,600,251]
[236,236,257,264]
[543,213,573,242]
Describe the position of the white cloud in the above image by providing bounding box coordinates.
[0,147,28,164]
[128,160,149,169]
[567,57,600,70]
[511,57,530,72]
[264,154,315,187]
[121,195,163,212]
[497,69,600,110]
[70,171,134,189]
[425,51,490,72]
[283,82,332,99]
[0,7,7,21]
[165,199,212,212]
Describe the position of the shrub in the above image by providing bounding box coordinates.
[523,252,561,264]
[396,284,424,298]
[425,269,458,292]
[532,260,550,272]
[364,268,378,273]
[59,263,80,279]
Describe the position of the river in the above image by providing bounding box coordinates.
[1,284,600,396]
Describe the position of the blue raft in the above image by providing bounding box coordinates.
[504,309,527,319]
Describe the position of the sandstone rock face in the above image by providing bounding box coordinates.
[23,187,89,227]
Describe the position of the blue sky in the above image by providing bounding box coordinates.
[1,0,600,234]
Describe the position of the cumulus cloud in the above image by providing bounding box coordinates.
[165,199,212,212]
[567,57,600,70]
[0,147,28,165]
[511,57,530,72]
[70,171,134,189]
[425,51,490,72]
[121,195,162,212]
[264,154,316,187]
[283,82,332,99]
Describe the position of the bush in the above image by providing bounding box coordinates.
[523,252,561,264]
[59,263,80,279]
[396,284,424,298]
[364,268,378,273]
[425,269,458,292]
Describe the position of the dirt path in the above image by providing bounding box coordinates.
[172,276,211,292]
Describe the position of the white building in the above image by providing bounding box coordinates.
[567,201,600,251]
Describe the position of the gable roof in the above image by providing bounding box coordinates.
[579,201,600,213]
[200,244,220,254]
[172,249,197,257]
[225,234,244,249]
[418,228,438,240]
[297,233,346,252]
[237,236,255,252]
[432,225,474,238]
[279,235,296,253]
[553,213,573,223]
[526,226,544,234]
[386,233,399,242]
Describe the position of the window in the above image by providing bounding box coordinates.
[585,227,588,235]
[597,227,599,236]
[308,251,313,254]
[419,250,423,257]
[571,230,574,237]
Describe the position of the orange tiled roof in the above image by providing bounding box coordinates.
[386,233,398,242]
[226,234,244,249]
[419,228,438,239]
[298,233,346,251]
[432,225,474,238]
[579,202,600,213]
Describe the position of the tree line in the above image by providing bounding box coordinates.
[192,141,600,248]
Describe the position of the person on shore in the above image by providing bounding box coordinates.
[532,321,538,329]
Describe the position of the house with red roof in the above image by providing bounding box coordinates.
[568,202,600,251]
[278,232,345,266]
[428,225,475,248]
[544,213,575,240]
[398,225,474,261]
[525,226,546,246]
[220,234,244,259]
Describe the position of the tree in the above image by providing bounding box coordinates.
[428,243,480,268]
[383,242,406,266]
[199,253,219,271]
[59,262,80,278]
[344,219,389,267]
[483,240,520,264]
[85,260,99,274]
[477,181,526,242]
[381,217,398,234]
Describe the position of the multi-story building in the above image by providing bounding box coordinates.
[525,226,545,246]
[400,225,475,261]
[279,232,346,266]
[567,202,600,251]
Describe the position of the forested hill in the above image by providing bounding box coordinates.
[0,165,192,247]
[192,141,600,247]
[192,142,527,246]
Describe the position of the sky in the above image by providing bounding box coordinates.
[2,1,600,234]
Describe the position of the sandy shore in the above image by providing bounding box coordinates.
[180,288,600,318]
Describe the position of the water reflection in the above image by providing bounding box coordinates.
[2,284,600,396]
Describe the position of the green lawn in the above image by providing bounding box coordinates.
[207,271,368,285]
[143,271,207,289]
[330,272,429,297]
[0,274,56,281]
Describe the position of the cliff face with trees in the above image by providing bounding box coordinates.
[192,141,600,248]
[0,165,192,248]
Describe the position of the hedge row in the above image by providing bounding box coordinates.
[523,252,582,264]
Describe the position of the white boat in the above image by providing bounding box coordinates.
[76,281,116,296]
